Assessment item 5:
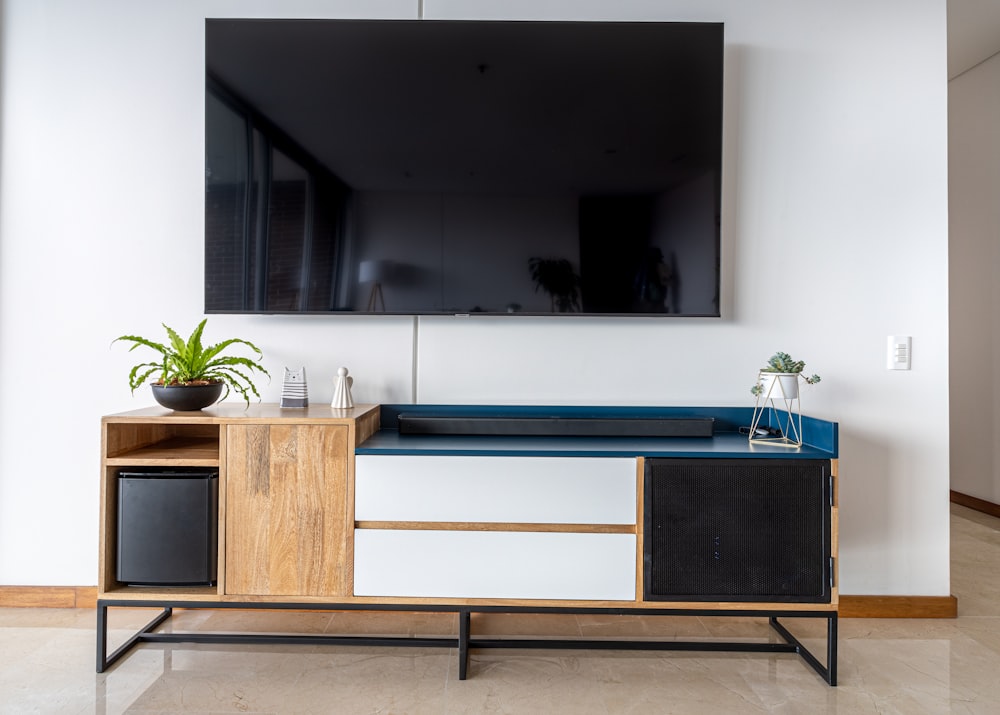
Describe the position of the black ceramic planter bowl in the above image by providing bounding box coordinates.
[151,383,225,411]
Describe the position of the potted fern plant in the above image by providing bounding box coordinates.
[750,351,821,401]
[113,319,269,410]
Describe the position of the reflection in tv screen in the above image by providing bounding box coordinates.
[205,19,723,316]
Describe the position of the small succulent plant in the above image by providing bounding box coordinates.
[751,352,821,396]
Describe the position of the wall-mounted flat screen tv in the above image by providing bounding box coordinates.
[205,19,723,316]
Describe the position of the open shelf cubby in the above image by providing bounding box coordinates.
[104,422,220,465]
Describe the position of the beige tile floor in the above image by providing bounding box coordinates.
[1,503,998,714]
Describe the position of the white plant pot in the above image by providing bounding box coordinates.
[760,373,799,400]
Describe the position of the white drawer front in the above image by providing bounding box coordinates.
[354,455,636,524]
[354,530,636,600]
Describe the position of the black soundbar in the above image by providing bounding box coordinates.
[397,415,715,438]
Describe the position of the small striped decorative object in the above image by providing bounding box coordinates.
[280,367,308,408]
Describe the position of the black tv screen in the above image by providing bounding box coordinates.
[205,19,723,316]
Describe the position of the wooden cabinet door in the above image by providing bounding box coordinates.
[225,424,351,597]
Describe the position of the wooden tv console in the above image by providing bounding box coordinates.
[97,403,839,683]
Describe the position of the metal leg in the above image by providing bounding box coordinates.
[827,613,838,686]
[768,615,837,685]
[458,610,471,681]
[96,602,108,673]
[95,601,837,685]
[97,603,174,673]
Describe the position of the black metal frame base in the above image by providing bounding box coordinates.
[97,599,837,685]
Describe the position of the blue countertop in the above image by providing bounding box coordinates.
[356,405,838,459]
[356,431,834,459]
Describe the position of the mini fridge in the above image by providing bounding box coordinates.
[117,468,218,586]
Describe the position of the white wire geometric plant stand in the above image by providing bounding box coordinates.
[749,371,804,447]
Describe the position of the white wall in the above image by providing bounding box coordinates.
[0,0,950,596]
[949,51,1000,504]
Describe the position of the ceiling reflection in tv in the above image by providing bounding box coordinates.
[205,19,723,316]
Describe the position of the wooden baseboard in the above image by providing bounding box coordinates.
[0,586,956,618]
[951,490,1000,519]
[0,586,97,609]
[839,595,958,618]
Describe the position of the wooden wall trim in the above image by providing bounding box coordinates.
[839,595,957,618]
[1,586,957,618]
[951,490,1000,519]
[0,586,97,609]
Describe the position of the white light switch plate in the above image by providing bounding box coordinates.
[887,335,911,370]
